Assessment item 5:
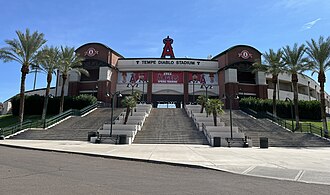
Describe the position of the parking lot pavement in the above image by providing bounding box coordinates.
[1,140,330,185]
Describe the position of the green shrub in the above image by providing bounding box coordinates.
[239,97,321,120]
[11,94,97,116]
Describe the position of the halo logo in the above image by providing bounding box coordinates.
[161,36,175,58]
[238,50,252,59]
[85,47,99,57]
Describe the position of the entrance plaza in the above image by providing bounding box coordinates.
[2,36,330,186]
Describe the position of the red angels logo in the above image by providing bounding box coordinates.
[84,47,99,57]
[161,36,175,58]
[238,50,252,59]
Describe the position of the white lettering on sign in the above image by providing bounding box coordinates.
[135,60,201,65]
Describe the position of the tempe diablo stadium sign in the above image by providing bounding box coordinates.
[117,59,218,72]
[135,60,201,65]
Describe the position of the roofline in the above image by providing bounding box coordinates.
[212,45,262,60]
[75,42,124,58]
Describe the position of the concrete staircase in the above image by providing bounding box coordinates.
[221,110,330,147]
[11,108,123,141]
[134,108,208,144]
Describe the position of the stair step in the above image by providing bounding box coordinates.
[230,110,330,147]
[134,108,208,145]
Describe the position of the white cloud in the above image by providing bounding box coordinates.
[301,18,321,31]
[276,0,313,9]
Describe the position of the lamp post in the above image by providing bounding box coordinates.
[127,82,139,95]
[239,88,244,98]
[139,75,148,103]
[223,94,239,140]
[201,83,213,99]
[192,74,198,104]
[107,91,122,137]
[94,84,98,98]
[285,97,294,132]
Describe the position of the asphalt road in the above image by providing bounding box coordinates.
[0,146,329,195]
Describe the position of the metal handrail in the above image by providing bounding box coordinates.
[241,108,324,137]
[1,103,98,138]
[1,120,33,137]
[80,103,98,116]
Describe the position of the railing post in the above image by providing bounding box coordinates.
[321,127,323,137]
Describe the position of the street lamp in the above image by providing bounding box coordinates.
[285,97,294,132]
[94,84,98,98]
[127,82,139,95]
[107,91,122,137]
[192,74,198,104]
[139,75,148,103]
[200,83,213,99]
[223,94,239,140]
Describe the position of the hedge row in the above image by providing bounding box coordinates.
[239,97,321,120]
[11,94,97,116]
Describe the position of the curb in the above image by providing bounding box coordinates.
[0,143,221,172]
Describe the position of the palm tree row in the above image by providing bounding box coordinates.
[254,36,330,138]
[0,28,89,126]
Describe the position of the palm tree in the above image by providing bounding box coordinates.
[122,96,137,124]
[306,36,330,138]
[131,91,141,116]
[205,99,224,126]
[197,95,207,113]
[37,46,60,124]
[132,91,141,102]
[282,43,311,131]
[253,49,285,116]
[57,46,88,113]
[0,29,46,124]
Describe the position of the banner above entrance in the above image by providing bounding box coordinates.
[153,72,183,84]
[117,58,219,72]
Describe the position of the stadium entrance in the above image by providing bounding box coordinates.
[152,95,183,108]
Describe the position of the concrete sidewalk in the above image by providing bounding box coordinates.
[1,140,330,185]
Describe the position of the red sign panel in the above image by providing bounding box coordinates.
[153,72,183,84]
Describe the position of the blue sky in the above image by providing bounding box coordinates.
[1,0,330,102]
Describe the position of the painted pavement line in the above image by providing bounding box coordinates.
[241,165,257,174]
[294,170,305,181]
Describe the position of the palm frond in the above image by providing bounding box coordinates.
[58,46,88,77]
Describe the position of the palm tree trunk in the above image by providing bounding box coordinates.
[272,75,278,116]
[213,111,217,126]
[124,107,130,124]
[200,103,204,113]
[60,75,67,113]
[319,72,328,138]
[292,74,299,132]
[33,68,37,90]
[19,65,29,125]
[42,73,52,122]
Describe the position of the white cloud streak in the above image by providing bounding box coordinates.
[301,18,321,31]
